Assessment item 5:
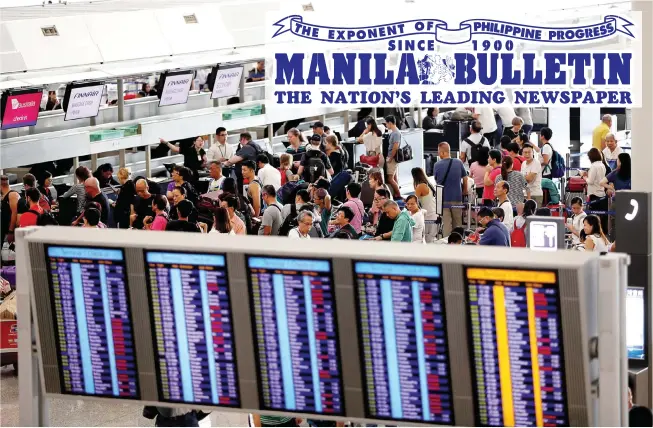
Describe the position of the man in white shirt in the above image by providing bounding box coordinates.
[496,106,517,133]
[539,127,553,179]
[472,107,497,144]
[207,161,225,192]
[256,154,281,191]
[494,180,514,232]
[288,211,313,239]
[602,133,622,165]
[206,127,234,163]
[459,120,491,166]
[521,144,543,207]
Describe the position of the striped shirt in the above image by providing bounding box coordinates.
[496,170,528,207]
[61,183,87,213]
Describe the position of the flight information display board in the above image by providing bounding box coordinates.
[45,246,139,398]
[247,256,344,416]
[464,267,568,427]
[144,251,240,407]
[354,261,454,424]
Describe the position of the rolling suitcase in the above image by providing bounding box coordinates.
[565,176,587,206]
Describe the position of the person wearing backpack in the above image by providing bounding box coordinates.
[297,135,334,183]
[511,199,537,247]
[539,127,565,179]
[19,188,51,228]
[459,120,490,166]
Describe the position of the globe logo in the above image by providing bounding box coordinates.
[417,54,456,85]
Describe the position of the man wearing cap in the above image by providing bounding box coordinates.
[312,121,327,151]
[383,115,402,199]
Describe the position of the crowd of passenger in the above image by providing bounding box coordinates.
[0,109,633,254]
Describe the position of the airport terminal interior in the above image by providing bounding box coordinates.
[0,0,652,426]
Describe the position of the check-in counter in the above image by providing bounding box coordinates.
[0,81,266,140]
[0,102,353,170]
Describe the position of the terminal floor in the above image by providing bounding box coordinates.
[0,367,249,427]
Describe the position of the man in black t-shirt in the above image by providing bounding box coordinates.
[131,179,154,229]
[298,135,334,183]
[223,132,260,194]
[166,200,201,233]
[84,178,110,224]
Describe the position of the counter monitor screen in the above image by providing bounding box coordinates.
[247,256,344,416]
[354,262,454,424]
[1,88,42,130]
[45,246,139,398]
[157,70,193,107]
[63,81,105,121]
[626,287,645,360]
[145,251,240,407]
[465,267,568,427]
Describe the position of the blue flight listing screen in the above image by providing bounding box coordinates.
[145,251,240,407]
[46,246,139,398]
[247,256,344,416]
[354,261,454,424]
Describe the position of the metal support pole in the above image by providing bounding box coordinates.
[372,107,378,120]
[417,106,423,126]
[145,144,152,179]
[91,154,98,172]
[321,114,326,124]
[115,79,127,168]
[117,79,125,122]
[119,150,126,169]
[343,110,350,135]
[239,72,246,104]
[73,157,79,170]
[268,123,274,146]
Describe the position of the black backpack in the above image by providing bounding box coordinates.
[465,136,487,164]
[28,209,59,226]
[304,150,326,183]
[278,204,298,236]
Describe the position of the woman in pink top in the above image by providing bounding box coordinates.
[468,146,490,199]
[482,149,503,202]
[144,195,169,231]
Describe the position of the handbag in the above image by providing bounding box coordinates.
[394,137,413,163]
[360,153,380,168]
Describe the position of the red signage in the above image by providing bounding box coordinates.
[0,320,18,350]
[1,90,42,130]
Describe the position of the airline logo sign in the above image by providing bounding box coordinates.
[267,11,641,108]
[211,66,244,99]
[160,73,193,106]
[65,84,105,121]
[1,91,42,130]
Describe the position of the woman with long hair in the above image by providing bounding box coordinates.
[357,117,384,168]
[499,156,528,208]
[411,167,438,243]
[514,199,537,230]
[366,169,389,223]
[601,152,631,195]
[211,206,234,235]
[583,147,608,232]
[583,214,611,252]
[286,128,307,155]
[469,146,489,199]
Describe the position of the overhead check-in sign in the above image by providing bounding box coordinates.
[63,82,105,121]
[211,66,244,100]
[266,11,642,109]
[159,71,194,107]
